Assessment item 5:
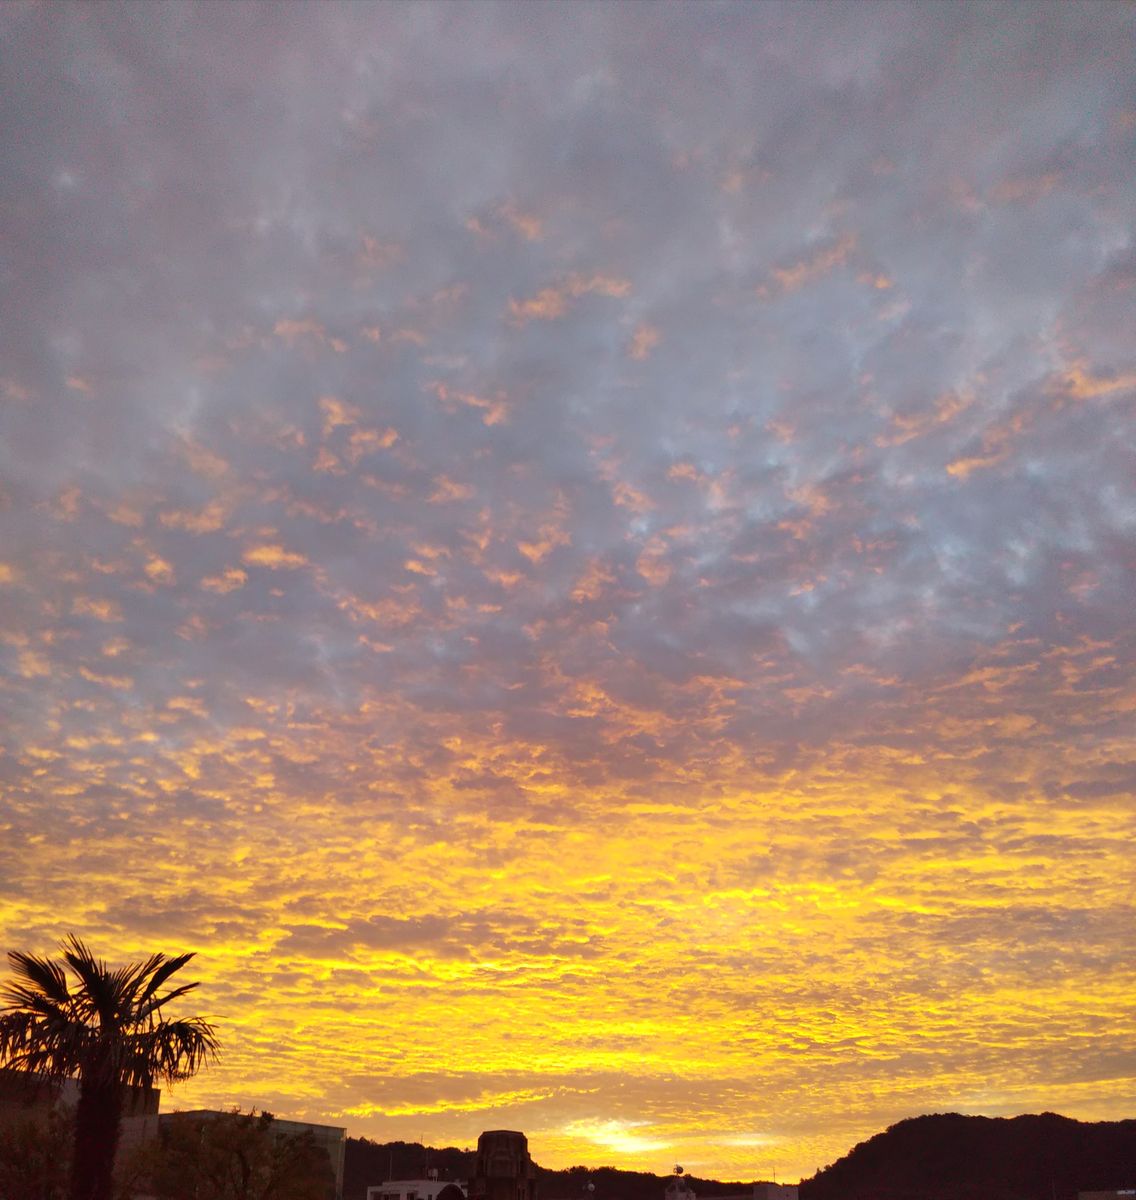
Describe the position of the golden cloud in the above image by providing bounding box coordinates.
[242,544,309,569]
[201,567,248,593]
[72,595,123,622]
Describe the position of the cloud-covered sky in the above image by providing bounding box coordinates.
[1,0,1134,1181]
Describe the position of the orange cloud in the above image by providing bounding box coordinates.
[178,438,230,480]
[771,232,857,293]
[946,451,1008,479]
[72,596,123,622]
[428,476,474,503]
[18,649,50,678]
[877,390,973,447]
[274,317,327,345]
[313,447,342,474]
[612,480,653,513]
[79,666,132,689]
[509,273,632,325]
[636,536,671,586]
[242,544,308,569]
[572,556,616,602]
[667,461,704,484]
[499,202,544,241]
[431,382,509,426]
[346,427,399,461]
[201,567,248,593]
[319,395,360,435]
[627,323,661,361]
[508,287,568,324]
[518,522,571,564]
[1059,362,1136,400]
[144,555,175,585]
[108,503,145,528]
[160,501,229,533]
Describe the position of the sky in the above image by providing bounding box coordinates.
[1,0,1134,1184]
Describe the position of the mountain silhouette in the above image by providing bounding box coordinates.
[799,1112,1136,1200]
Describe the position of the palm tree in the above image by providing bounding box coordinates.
[0,934,220,1200]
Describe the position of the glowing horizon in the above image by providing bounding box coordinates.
[1,1,1133,1183]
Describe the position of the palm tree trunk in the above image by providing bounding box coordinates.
[70,1078,123,1200]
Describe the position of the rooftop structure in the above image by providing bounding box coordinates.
[368,1180,467,1200]
[469,1130,537,1200]
[664,1173,696,1200]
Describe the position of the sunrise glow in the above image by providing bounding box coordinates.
[1,1,1133,1184]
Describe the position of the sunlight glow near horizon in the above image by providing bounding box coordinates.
[1,0,1134,1184]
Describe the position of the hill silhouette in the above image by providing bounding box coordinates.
[799,1112,1136,1200]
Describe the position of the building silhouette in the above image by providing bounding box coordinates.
[469,1130,537,1200]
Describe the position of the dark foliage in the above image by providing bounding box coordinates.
[799,1112,1136,1200]
[144,1109,335,1200]
[342,1139,758,1200]
[0,1107,72,1200]
[342,1139,473,1200]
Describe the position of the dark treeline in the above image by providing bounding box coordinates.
[799,1112,1136,1200]
[346,1114,1136,1200]
[343,1140,755,1200]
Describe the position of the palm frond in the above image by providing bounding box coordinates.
[62,937,123,1030]
[2,934,218,1091]
[138,952,196,1005]
[136,980,201,1023]
[0,1005,89,1077]
[1,981,70,1016]
[120,1016,220,1086]
[156,1017,220,1082]
[5,950,71,1005]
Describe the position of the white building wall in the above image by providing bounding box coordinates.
[753,1186,798,1200]
[367,1180,467,1200]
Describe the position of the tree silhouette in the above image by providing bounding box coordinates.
[143,1108,336,1200]
[0,1105,71,1200]
[0,934,219,1200]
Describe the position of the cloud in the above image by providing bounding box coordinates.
[627,324,661,361]
[242,544,309,570]
[770,233,858,294]
[0,0,1133,1184]
[508,273,632,326]
[201,568,248,594]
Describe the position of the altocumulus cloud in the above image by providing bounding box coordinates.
[0,0,1133,1182]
